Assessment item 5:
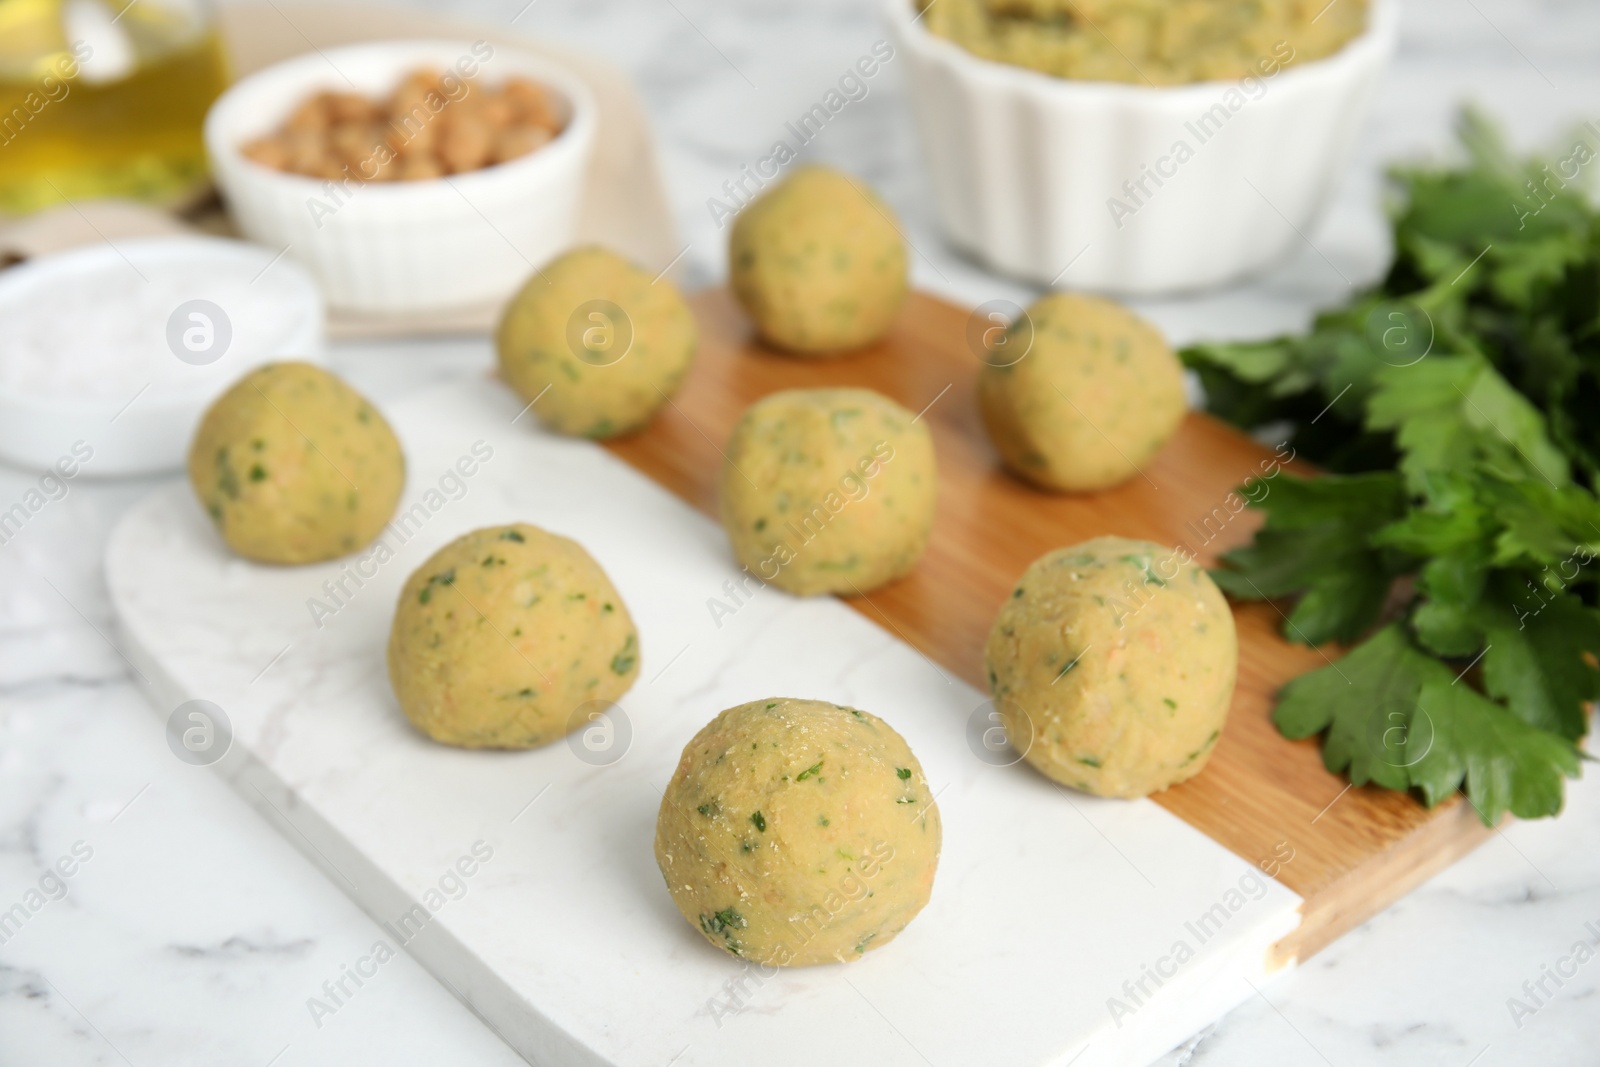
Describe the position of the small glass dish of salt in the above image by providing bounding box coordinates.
[0,236,324,476]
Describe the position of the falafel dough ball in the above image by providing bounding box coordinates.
[985,536,1237,798]
[496,246,697,439]
[654,697,941,966]
[188,361,404,565]
[978,292,1186,492]
[387,523,640,749]
[729,166,908,355]
[720,387,936,596]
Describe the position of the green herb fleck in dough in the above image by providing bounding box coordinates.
[248,464,267,482]
[418,587,431,605]
[1077,755,1102,768]
[701,907,746,936]
[796,760,823,781]
[896,767,912,780]
[750,811,766,832]
[500,529,525,542]
[1054,654,1083,681]
[817,815,830,827]
[215,448,240,500]
[1163,698,1178,709]
[1182,730,1223,765]
[609,635,637,675]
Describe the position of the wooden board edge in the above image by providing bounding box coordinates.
[1269,799,1492,967]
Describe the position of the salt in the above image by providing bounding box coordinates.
[0,237,320,405]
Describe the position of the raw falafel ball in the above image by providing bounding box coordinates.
[654,697,941,966]
[497,246,697,439]
[719,387,936,595]
[387,523,640,749]
[729,166,908,355]
[978,292,1185,492]
[188,361,404,565]
[985,536,1237,797]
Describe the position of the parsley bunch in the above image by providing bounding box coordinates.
[1183,110,1598,824]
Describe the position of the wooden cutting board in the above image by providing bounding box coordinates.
[606,288,1491,964]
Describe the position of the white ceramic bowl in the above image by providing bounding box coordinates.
[0,237,324,478]
[888,0,1398,294]
[205,39,597,314]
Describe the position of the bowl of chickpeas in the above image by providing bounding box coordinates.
[205,39,597,313]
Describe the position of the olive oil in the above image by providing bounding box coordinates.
[0,0,229,214]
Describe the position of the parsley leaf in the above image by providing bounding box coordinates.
[1184,109,1600,822]
[1475,578,1600,741]
[1274,624,1438,792]
[1276,625,1584,823]
[1365,357,1569,490]
[1407,678,1581,824]
[1211,472,1411,645]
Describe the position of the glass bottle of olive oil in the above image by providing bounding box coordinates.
[0,0,229,214]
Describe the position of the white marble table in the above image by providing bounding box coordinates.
[4,0,1599,1064]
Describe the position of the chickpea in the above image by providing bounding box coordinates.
[398,155,444,181]
[439,114,493,173]
[285,128,327,174]
[241,67,565,181]
[283,95,330,134]
[326,92,379,124]
[241,135,289,170]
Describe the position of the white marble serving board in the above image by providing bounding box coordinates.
[105,376,1302,1067]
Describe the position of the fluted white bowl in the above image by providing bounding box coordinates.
[206,39,596,313]
[888,0,1398,294]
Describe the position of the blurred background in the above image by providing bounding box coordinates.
[2,0,1594,329]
